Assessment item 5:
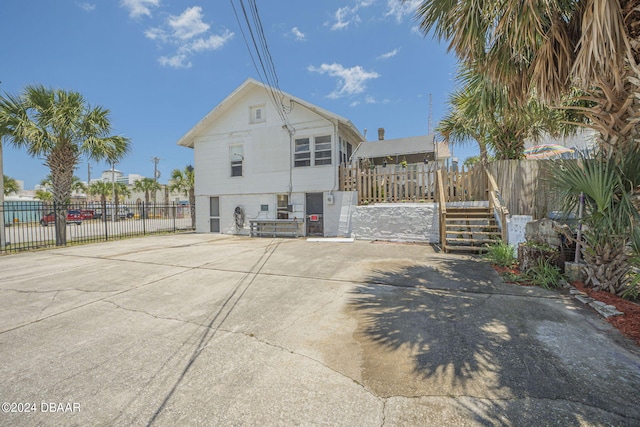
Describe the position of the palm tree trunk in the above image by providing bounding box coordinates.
[46,145,78,246]
[189,189,195,229]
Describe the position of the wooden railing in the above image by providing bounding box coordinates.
[486,169,509,242]
[339,163,486,205]
[339,163,436,204]
[436,169,448,247]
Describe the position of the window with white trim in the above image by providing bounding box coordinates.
[230,145,243,177]
[314,135,332,165]
[294,137,311,167]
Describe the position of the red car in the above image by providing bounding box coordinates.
[80,210,95,220]
[40,210,83,226]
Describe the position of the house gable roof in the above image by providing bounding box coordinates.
[354,135,439,159]
[176,77,364,148]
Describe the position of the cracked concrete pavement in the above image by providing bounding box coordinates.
[0,234,639,426]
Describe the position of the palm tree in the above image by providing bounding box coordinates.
[34,189,53,202]
[0,85,130,245]
[133,177,161,217]
[3,175,19,196]
[113,182,130,219]
[41,174,87,199]
[438,64,584,162]
[409,0,640,158]
[88,181,112,220]
[551,148,640,294]
[169,165,195,228]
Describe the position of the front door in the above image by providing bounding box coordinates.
[305,193,324,236]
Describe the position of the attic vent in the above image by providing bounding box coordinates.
[250,105,265,124]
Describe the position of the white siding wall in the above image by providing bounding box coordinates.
[194,86,339,199]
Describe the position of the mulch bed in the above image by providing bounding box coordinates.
[571,281,640,346]
[492,265,640,346]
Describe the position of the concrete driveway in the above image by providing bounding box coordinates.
[0,234,639,426]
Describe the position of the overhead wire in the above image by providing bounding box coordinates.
[229,0,294,129]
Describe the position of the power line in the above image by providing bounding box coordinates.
[229,0,293,130]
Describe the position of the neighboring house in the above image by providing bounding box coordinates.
[352,129,450,167]
[177,78,365,237]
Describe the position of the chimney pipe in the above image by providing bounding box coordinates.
[378,128,385,140]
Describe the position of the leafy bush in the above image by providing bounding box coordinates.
[485,240,516,267]
[526,258,562,289]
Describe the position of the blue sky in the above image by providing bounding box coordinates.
[1,0,477,189]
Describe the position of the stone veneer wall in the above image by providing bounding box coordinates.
[351,203,439,243]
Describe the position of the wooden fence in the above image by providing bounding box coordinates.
[486,159,568,219]
[339,163,485,205]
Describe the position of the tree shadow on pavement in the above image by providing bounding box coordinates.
[348,257,640,426]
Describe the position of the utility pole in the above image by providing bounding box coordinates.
[151,156,161,207]
[151,157,161,183]
[428,93,433,135]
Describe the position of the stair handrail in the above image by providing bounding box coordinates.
[436,168,447,247]
[485,168,509,242]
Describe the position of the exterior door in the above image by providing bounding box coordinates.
[305,193,324,236]
[209,197,220,233]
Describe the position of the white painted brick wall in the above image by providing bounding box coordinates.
[351,203,439,243]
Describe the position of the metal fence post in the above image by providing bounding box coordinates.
[173,202,176,232]
[143,202,146,235]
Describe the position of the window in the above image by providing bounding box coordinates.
[230,145,243,177]
[294,138,311,167]
[314,135,332,165]
[250,105,265,123]
[339,137,353,164]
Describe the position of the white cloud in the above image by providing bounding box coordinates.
[377,48,400,60]
[385,0,421,22]
[328,1,375,31]
[77,2,96,12]
[187,31,234,53]
[120,0,159,18]
[291,27,306,41]
[331,6,359,30]
[159,54,191,69]
[308,63,380,98]
[167,6,210,40]
[145,7,234,69]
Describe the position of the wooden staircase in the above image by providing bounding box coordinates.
[442,206,501,253]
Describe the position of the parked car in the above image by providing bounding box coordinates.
[80,209,95,220]
[40,210,83,226]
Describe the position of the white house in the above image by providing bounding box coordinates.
[177,78,365,237]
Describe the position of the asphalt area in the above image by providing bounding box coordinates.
[0,234,639,426]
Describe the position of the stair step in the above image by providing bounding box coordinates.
[446,207,491,213]
[444,244,491,253]
[446,214,492,218]
[445,231,501,236]
[446,237,497,244]
[445,224,498,230]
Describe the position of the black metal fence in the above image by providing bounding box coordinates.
[1,201,194,254]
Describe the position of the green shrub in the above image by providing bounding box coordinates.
[526,258,562,289]
[485,241,516,268]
